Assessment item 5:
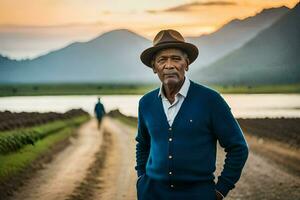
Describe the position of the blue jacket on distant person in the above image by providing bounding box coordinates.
[94,98,105,119]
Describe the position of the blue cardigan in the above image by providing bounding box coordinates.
[135,80,249,197]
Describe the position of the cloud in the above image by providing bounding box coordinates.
[147,1,237,13]
[0,21,104,30]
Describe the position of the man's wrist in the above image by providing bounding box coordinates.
[138,173,145,178]
[215,189,225,199]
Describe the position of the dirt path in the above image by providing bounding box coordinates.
[9,118,300,200]
[95,119,300,200]
[93,118,137,200]
[216,135,300,199]
[11,119,103,200]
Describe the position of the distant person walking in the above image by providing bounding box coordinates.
[94,97,106,129]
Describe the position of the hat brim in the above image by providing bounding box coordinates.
[140,42,199,68]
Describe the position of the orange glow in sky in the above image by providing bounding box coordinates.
[0,0,298,37]
[0,0,299,59]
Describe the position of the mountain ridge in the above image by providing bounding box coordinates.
[0,6,294,84]
[192,3,300,85]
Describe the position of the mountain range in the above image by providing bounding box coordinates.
[192,3,300,85]
[0,30,153,83]
[0,5,298,85]
[186,6,289,71]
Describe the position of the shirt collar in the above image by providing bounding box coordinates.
[158,77,190,99]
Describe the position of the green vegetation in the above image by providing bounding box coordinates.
[114,114,137,128]
[0,116,89,154]
[209,83,300,94]
[107,109,137,128]
[0,83,299,96]
[0,83,158,97]
[0,115,89,183]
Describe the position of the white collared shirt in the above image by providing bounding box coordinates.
[158,77,190,127]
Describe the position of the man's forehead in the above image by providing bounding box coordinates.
[155,48,185,57]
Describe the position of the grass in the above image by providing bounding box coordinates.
[0,115,89,136]
[0,83,299,97]
[0,83,158,97]
[0,115,89,154]
[0,128,73,180]
[209,83,300,94]
[108,110,137,128]
[0,115,89,183]
[115,115,137,128]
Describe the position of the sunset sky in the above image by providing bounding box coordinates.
[0,0,298,59]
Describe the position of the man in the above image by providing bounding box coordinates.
[135,29,249,200]
[94,97,106,129]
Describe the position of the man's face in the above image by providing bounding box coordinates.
[152,48,189,86]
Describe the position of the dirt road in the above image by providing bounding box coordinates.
[96,118,300,200]
[216,136,300,200]
[9,117,300,200]
[10,119,103,200]
[93,118,137,200]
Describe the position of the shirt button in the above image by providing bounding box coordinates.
[168,127,172,131]
[169,138,173,142]
[169,171,173,175]
[169,155,173,159]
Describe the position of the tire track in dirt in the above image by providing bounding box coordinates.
[93,118,137,200]
[66,119,112,200]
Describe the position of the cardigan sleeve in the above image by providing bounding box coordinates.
[211,93,249,197]
[135,100,151,177]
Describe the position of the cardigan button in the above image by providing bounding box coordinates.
[169,138,173,142]
[170,184,174,188]
[169,171,173,175]
[169,155,173,159]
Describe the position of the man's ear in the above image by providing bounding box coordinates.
[185,58,189,71]
[152,67,157,74]
[185,66,189,71]
[151,61,157,73]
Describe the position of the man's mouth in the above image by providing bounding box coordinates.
[164,73,177,77]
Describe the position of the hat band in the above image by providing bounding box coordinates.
[154,40,184,46]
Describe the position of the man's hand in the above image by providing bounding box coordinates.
[215,190,224,200]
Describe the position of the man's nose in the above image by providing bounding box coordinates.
[165,58,174,69]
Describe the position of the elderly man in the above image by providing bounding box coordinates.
[135,29,249,200]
